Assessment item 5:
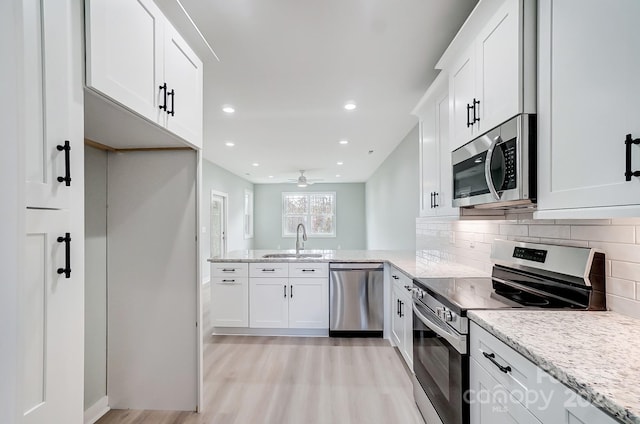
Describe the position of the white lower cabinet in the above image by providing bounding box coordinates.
[249,262,329,330]
[390,267,413,368]
[470,322,619,424]
[211,263,249,328]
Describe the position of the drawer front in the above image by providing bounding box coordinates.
[210,277,248,327]
[250,262,289,278]
[289,262,329,278]
[211,262,248,277]
[390,266,413,292]
[470,322,539,396]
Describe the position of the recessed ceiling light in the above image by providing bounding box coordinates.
[252,162,259,167]
[222,105,235,114]
[225,141,235,147]
[268,175,274,179]
[336,174,341,178]
[344,102,357,111]
[337,161,344,166]
[339,140,349,145]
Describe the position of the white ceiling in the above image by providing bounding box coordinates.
[178,0,478,184]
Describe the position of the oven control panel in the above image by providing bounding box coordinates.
[513,246,548,263]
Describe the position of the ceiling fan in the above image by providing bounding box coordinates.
[288,170,323,187]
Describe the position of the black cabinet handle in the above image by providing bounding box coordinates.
[482,351,512,373]
[430,192,434,208]
[397,299,400,316]
[392,275,399,280]
[56,233,71,278]
[466,103,473,127]
[283,285,287,298]
[399,301,404,317]
[473,99,481,124]
[290,285,293,298]
[56,140,71,186]
[168,89,175,116]
[434,192,439,208]
[625,134,640,181]
[159,83,167,111]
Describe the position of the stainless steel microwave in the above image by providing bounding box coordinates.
[452,114,536,208]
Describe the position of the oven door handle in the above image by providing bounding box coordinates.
[484,135,503,201]
[413,300,467,354]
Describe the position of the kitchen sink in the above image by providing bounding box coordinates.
[262,253,323,259]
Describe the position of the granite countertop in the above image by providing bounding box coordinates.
[468,310,640,424]
[208,249,490,280]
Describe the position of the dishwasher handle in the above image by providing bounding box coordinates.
[330,263,384,271]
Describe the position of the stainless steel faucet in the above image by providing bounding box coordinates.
[295,223,307,254]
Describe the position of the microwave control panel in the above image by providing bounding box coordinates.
[500,138,517,190]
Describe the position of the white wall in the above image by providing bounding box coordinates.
[366,124,420,250]
[201,159,254,283]
[253,183,367,250]
[84,146,107,410]
[107,150,197,410]
[416,214,640,320]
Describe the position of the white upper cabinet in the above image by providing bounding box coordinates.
[535,0,640,218]
[440,0,536,151]
[414,73,459,217]
[85,0,203,149]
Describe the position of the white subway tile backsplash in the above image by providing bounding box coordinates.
[588,241,640,263]
[606,277,637,299]
[499,224,528,236]
[606,295,640,320]
[611,261,640,281]
[570,225,635,243]
[528,225,571,239]
[415,215,640,319]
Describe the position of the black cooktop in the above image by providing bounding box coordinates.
[413,277,522,315]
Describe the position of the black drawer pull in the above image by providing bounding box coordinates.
[482,351,512,374]
[222,279,235,283]
[221,268,236,272]
[392,275,399,280]
[159,83,167,111]
[56,140,71,186]
[302,269,315,272]
[56,233,71,278]
[262,268,275,272]
[625,134,640,181]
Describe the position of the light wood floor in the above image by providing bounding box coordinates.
[97,335,424,424]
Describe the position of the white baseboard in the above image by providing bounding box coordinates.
[84,396,110,424]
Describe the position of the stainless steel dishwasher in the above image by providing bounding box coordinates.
[329,263,384,337]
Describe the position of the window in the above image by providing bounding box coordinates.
[282,192,336,237]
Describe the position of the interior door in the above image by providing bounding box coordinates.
[22,209,81,424]
[210,192,227,259]
[163,22,203,148]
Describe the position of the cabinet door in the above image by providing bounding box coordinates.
[288,278,328,329]
[85,0,164,123]
[22,209,82,424]
[469,358,542,424]
[163,22,203,149]
[24,0,72,209]
[390,285,403,349]
[475,0,520,134]
[400,292,413,368]
[538,0,640,211]
[450,48,476,150]
[249,279,289,328]
[435,90,459,216]
[211,278,248,327]
[419,100,439,217]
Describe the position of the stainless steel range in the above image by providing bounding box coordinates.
[411,240,606,424]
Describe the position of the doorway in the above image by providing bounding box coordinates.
[210,191,228,259]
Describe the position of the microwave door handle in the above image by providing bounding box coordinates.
[485,135,503,201]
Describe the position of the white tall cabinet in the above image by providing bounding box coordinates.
[9,0,85,423]
[536,0,640,218]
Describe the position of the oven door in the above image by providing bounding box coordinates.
[413,300,469,424]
